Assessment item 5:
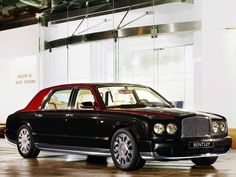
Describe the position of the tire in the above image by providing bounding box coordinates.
[17,125,40,158]
[191,157,218,166]
[135,156,146,169]
[111,128,146,171]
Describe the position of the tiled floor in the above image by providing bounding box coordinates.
[0,138,235,177]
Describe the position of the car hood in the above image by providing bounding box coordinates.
[107,107,197,119]
[107,107,224,120]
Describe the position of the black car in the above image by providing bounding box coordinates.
[5,83,232,171]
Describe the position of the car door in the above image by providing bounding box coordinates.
[64,87,99,148]
[33,88,73,145]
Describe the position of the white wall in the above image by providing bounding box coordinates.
[0,60,11,123]
[0,25,39,123]
[193,0,236,128]
[0,25,39,59]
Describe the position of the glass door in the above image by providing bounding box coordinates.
[117,34,194,109]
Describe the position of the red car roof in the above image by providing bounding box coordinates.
[19,83,147,112]
[21,84,96,112]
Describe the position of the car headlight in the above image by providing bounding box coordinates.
[211,121,219,133]
[154,123,165,135]
[219,121,227,133]
[166,123,177,135]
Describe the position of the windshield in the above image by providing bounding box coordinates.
[98,86,171,108]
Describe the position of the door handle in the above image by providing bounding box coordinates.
[65,114,74,117]
[34,113,42,118]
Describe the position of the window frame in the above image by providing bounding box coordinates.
[70,87,98,110]
[96,85,172,108]
[40,87,74,111]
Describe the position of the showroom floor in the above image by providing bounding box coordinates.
[0,139,235,177]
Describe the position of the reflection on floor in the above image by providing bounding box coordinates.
[0,138,235,177]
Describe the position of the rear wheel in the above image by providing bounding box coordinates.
[111,128,146,171]
[191,157,218,166]
[17,125,40,158]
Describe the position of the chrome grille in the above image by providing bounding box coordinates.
[182,117,210,138]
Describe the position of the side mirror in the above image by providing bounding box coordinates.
[171,101,184,108]
[169,101,175,108]
[80,101,94,109]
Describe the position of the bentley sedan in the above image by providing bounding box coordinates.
[5,83,232,171]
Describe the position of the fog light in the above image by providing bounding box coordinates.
[154,123,165,135]
[166,123,177,135]
[211,121,219,133]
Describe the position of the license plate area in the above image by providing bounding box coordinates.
[189,141,214,149]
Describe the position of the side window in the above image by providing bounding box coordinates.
[136,89,163,104]
[45,89,72,110]
[75,88,95,110]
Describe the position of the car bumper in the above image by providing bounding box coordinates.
[140,136,232,160]
[4,129,17,145]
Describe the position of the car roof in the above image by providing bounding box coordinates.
[20,83,149,112]
[44,83,148,90]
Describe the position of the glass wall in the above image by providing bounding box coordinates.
[117,34,194,109]
[39,1,197,109]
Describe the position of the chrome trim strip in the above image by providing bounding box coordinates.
[181,116,211,138]
[39,148,111,156]
[118,21,201,38]
[35,143,111,157]
[141,150,231,160]
[140,152,155,160]
[155,150,231,160]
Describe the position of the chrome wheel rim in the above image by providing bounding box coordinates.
[113,133,133,167]
[18,128,31,154]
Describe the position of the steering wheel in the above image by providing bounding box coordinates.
[138,99,150,105]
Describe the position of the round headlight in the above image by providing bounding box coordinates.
[166,123,177,135]
[211,121,219,133]
[219,122,227,133]
[154,123,165,135]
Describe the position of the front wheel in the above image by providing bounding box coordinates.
[17,125,40,158]
[191,157,218,166]
[111,128,146,171]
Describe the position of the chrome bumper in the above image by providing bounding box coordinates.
[141,150,230,160]
[140,136,232,160]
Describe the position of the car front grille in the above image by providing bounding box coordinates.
[182,116,210,138]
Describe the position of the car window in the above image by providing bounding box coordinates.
[98,86,170,108]
[74,88,95,110]
[45,89,72,110]
[135,89,164,105]
[98,87,137,106]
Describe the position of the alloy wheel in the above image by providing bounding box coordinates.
[18,128,31,154]
[113,133,133,167]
